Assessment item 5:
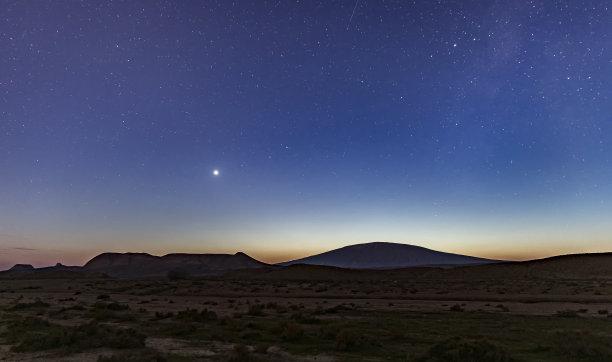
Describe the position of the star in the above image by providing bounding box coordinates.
[213,169,220,176]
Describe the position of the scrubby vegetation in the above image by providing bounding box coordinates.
[1,276,611,360]
[553,330,612,360]
[421,337,511,362]
[97,349,181,362]
[3,316,144,352]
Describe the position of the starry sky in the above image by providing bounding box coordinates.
[1,0,611,268]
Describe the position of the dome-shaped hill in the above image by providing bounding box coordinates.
[279,242,500,269]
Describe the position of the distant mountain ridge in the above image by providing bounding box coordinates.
[1,243,500,278]
[278,242,500,268]
[83,251,268,277]
[0,252,269,278]
[2,245,612,281]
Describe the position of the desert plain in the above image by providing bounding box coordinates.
[1,254,612,361]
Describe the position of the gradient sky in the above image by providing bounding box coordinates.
[1,0,611,269]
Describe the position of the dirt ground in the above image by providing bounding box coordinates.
[1,275,611,361]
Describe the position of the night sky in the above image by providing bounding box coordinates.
[2,0,611,268]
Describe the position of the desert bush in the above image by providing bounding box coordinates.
[97,349,169,362]
[553,330,612,359]
[277,321,304,341]
[290,312,321,324]
[9,300,50,310]
[421,337,511,362]
[227,344,259,361]
[324,304,350,314]
[318,323,341,340]
[175,308,217,322]
[94,301,130,311]
[160,322,197,337]
[335,330,360,351]
[246,303,265,316]
[555,309,579,318]
[87,302,134,322]
[449,304,464,312]
[254,344,269,354]
[3,316,50,339]
[334,329,376,351]
[273,304,289,313]
[66,305,86,311]
[8,318,145,352]
[154,311,174,319]
[496,304,510,312]
[389,326,406,340]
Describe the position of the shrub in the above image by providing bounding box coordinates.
[450,304,464,312]
[334,329,376,351]
[389,326,405,340]
[246,304,265,316]
[254,344,269,354]
[8,319,145,352]
[278,321,303,341]
[175,308,217,322]
[161,323,197,337]
[290,312,320,324]
[154,311,174,319]
[94,301,130,311]
[97,349,168,362]
[87,302,133,322]
[555,310,579,318]
[9,300,50,310]
[324,304,350,314]
[553,330,612,359]
[335,330,361,351]
[318,323,341,340]
[496,304,510,312]
[227,344,259,362]
[421,337,511,362]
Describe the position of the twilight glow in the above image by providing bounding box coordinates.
[1,1,611,269]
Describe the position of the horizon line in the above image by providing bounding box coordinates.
[2,240,610,270]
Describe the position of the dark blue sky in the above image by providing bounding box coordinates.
[1,0,611,267]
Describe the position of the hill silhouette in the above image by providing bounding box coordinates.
[278,241,499,268]
[7,264,36,273]
[0,262,105,280]
[83,251,268,277]
[2,244,611,281]
[228,252,612,281]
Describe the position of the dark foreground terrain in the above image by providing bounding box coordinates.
[1,256,612,361]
